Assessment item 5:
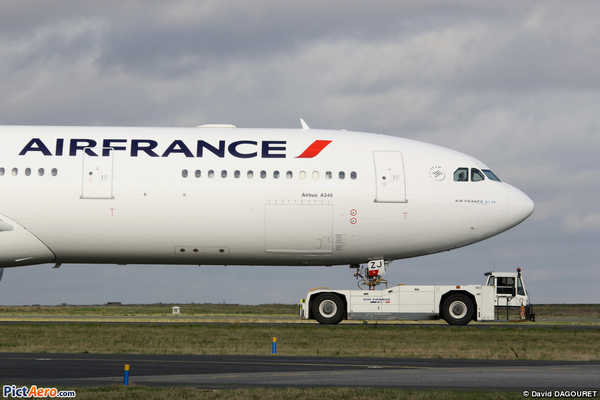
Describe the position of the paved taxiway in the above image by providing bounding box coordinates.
[1,353,598,391]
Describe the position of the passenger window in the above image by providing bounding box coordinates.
[286,171,293,179]
[339,171,345,180]
[313,171,319,179]
[234,170,240,178]
[273,171,280,179]
[38,168,45,176]
[299,171,306,179]
[208,170,215,178]
[260,170,267,179]
[247,170,254,179]
[454,168,468,182]
[195,170,201,178]
[221,170,227,178]
[25,168,31,176]
[351,171,357,180]
[12,168,18,176]
[51,168,58,176]
[471,168,485,182]
[182,169,188,178]
[325,171,332,180]
[0,167,4,176]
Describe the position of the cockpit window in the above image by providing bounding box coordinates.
[453,168,468,182]
[482,169,501,182]
[471,168,485,182]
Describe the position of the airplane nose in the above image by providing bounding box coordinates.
[508,186,534,227]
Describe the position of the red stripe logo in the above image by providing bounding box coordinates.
[295,140,332,158]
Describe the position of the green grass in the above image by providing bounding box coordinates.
[0,303,296,317]
[50,386,524,400]
[532,304,600,319]
[0,323,598,361]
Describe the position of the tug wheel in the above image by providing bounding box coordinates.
[441,293,474,325]
[312,293,344,324]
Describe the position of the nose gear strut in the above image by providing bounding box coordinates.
[350,260,389,290]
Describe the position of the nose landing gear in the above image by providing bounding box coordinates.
[350,260,389,290]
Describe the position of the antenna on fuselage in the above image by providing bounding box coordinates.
[300,119,310,130]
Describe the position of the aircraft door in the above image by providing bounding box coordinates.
[265,202,333,254]
[373,151,407,203]
[81,148,115,199]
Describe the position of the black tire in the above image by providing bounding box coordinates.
[441,293,474,325]
[311,293,344,324]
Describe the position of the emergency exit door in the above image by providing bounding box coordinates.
[373,151,407,203]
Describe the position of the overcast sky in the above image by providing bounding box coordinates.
[1,1,598,306]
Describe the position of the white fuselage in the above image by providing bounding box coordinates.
[0,125,534,268]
